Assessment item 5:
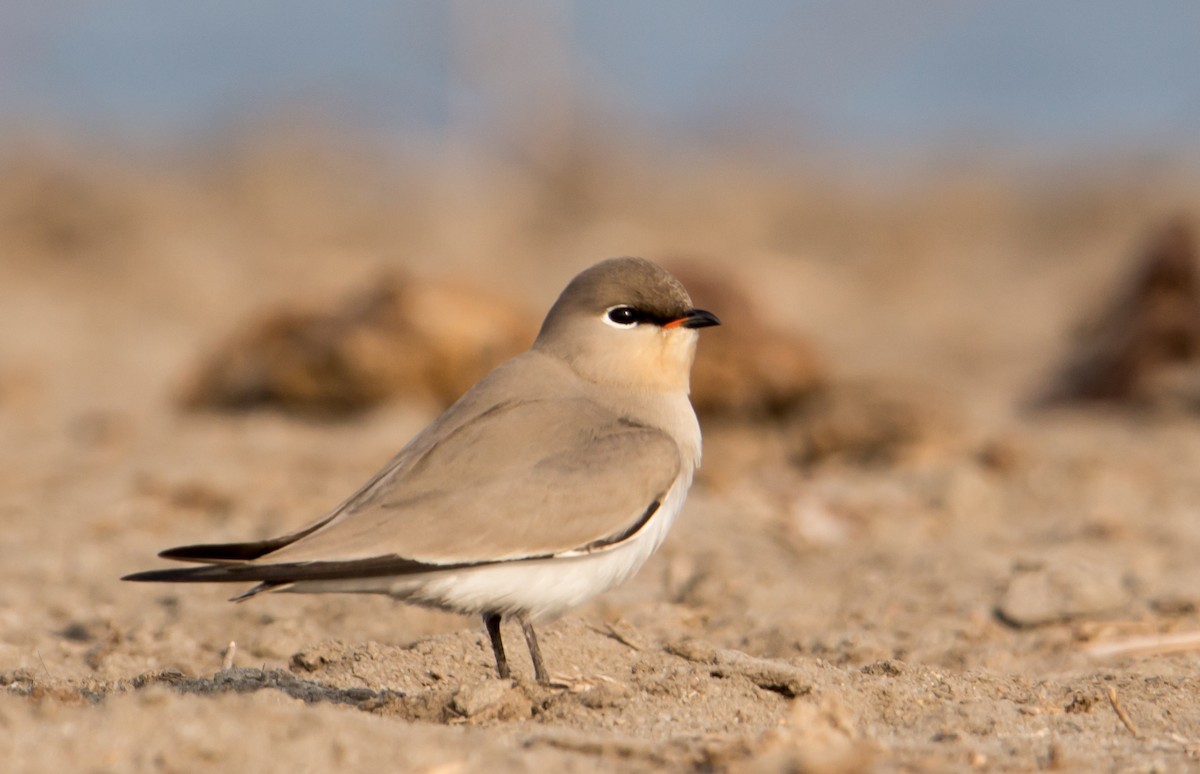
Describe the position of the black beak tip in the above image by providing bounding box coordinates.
[681,308,721,329]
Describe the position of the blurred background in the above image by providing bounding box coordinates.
[6,1,1200,161]
[3,0,1200,418]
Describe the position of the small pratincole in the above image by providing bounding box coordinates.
[124,257,720,682]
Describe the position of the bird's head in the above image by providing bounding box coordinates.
[534,257,720,392]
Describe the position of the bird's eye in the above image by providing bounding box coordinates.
[604,305,640,328]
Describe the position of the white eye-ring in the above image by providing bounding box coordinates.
[603,305,640,329]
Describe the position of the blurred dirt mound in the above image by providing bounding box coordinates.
[670,261,955,470]
[182,273,535,416]
[1037,218,1200,407]
[784,381,960,467]
[667,261,827,418]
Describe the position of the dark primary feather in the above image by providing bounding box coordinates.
[122,555,475,585]
[156,513,337,563]
[124,555,471,604]
[121,554,468,580]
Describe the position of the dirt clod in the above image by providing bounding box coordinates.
[1037,218,1200,406]
[181,274,534,416]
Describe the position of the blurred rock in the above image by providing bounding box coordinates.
[1037,219,1200,406]
[181,273,534,416]
[667,261,827,418]
[667,262,963,470]
[974,436,1026,475]
[783,381,959,467]
[995,556,1133,628]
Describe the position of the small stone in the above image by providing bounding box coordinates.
[996,557,1132,628]
[450,679,518,719]
[784,380,959,467]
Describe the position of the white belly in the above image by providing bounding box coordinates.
[287,473,691,620]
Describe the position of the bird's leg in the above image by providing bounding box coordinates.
[519,615,550,684]
[483,612,510,679]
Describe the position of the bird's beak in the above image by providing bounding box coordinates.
[664,308,721,330]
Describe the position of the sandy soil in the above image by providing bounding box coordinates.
[4,140,1200,772]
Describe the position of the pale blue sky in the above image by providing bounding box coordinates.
[2,1,1198,158]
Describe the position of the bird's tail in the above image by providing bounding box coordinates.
[122,554,469,601]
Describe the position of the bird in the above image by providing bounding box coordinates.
[124,257,720,683]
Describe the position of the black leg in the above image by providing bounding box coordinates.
[519,615,550,684]
[483,612,510,679]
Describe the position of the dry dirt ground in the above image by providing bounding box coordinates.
[3,142,1200,772]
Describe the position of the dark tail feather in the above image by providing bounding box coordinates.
[158,539,295,564]
[156,515,338,564]
[123,555,469,586]
[122,565,278,583]
[121,564,287,601]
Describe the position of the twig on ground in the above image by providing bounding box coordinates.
[1105,686,1141,739]
[1083,630,1200,659]
[35,650,54,680]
